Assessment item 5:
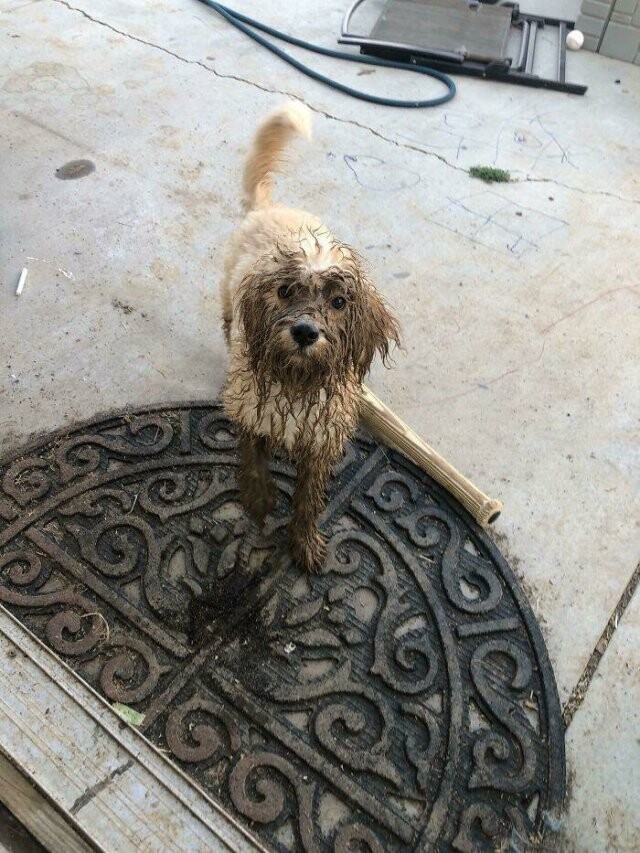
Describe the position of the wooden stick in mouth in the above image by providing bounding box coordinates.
[359,385,502,527]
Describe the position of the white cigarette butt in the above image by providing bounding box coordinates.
[16,267,28,296]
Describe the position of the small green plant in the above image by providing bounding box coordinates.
[469,165,511,183]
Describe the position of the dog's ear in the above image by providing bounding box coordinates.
[349,276,401,383]
[236,270,270,366]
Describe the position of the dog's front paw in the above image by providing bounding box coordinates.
[290,526,327,573]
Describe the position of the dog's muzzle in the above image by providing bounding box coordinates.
[290,319,320,348]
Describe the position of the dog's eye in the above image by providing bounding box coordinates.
[277,284,291,300]
[331,295,346,310]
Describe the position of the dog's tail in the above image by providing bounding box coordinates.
[243,101,312,211]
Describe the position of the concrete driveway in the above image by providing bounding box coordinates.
[1,0,639,848]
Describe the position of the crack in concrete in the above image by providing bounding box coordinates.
[522,175,639,205]
[50,0,464,173]
[69,759,133,814]
[49,0,640,205]
[562,560,640,730]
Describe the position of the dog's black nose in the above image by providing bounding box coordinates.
[291,320,319,347]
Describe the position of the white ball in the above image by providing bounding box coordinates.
[566,29,584,51]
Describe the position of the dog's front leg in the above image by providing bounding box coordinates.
[289,451,332,573]
[237,431,276,525]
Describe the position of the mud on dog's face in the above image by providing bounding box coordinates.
[238,246,400,392]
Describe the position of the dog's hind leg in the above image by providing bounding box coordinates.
[222,311,232,347]
[237,432,276,525]
[289,451,332,573]
[221,277,233,347]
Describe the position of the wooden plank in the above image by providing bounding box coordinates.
[0,751,92,853]
[0,606,262,853]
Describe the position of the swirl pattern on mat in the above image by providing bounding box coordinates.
[0,402,564,851]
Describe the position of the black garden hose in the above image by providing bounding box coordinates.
[196,1,457,108]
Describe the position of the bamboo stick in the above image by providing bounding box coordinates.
[359,384,502,527]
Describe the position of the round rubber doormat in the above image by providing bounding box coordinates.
[0,402,564,850]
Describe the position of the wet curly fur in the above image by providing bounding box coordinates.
[221,102,400,571]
